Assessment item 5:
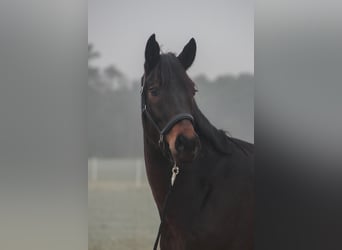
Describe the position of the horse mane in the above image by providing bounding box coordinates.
[193,101,252,156]
[192,102,232,155]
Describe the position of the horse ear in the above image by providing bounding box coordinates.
[178,38,196,70]
[144,34,160,74]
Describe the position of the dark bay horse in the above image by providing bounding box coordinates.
[141,34,254,250]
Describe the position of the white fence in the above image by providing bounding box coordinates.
[88,158,146,188]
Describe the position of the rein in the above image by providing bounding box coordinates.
[140,75,189,249]
[152,164,179,250]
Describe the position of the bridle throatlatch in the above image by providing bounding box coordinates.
[141,75,190,250]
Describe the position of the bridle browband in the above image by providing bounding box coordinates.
[141,75,194,148]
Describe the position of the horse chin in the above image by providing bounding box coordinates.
[172,151,198,165]
[168,142,200,165]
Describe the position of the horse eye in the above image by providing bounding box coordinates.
[149,87,159,96]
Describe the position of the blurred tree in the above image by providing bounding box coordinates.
[87,44,142,158]
[87,44,254,158]
[88,44,100,61]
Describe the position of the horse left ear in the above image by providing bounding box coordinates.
[178,38,196,70]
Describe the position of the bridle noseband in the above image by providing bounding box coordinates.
[141,75,194,148]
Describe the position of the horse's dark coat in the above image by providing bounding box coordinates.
[141,35,254,250]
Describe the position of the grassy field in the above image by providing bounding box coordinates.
[88,159,159,250]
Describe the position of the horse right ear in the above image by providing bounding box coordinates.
[144,34,160,74]
[178,38,196,70]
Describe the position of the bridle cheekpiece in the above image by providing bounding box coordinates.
[140,75,194,149]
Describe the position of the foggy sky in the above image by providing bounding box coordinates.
[88,0,253,80]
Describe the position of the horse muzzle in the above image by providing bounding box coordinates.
[166,120,201,163]
[174,133,201,163]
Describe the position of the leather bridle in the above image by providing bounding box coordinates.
[141,75,194,149]
[141,74,195,250]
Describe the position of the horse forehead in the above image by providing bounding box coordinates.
[147,55,188,89]
[160,55,184,76]
[162,67,187,87]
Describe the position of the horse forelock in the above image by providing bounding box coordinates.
[146,53,196,96]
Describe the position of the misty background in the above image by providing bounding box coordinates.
[88,44,253,158]
[88,0,254,158]
[1,1,341,250]
[88,1,253,249]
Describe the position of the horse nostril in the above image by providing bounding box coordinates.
[175,134,186,152]
[175,134,198,153]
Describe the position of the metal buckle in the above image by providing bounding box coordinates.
[158,134,163,146]
[171,164,179,186]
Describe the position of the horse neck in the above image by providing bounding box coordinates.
[143,132,172,210]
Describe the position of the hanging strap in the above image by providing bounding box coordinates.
[153,165,180,250]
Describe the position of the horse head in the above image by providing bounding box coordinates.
[142,34,201,164]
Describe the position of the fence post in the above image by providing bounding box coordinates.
[90,158,98,182]
[135,159,142,188]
